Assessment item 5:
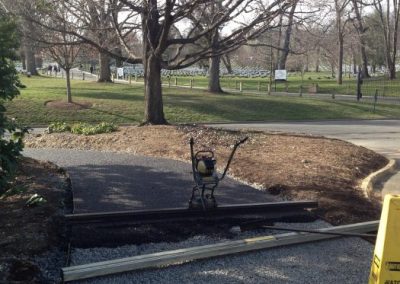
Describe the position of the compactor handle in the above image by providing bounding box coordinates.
[237,137,249,146]
[220,136,249,181]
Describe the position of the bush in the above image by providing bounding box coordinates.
[47,122,71,133]
[0,12,26,191]
[47,122,117,135]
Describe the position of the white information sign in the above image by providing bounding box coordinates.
[117,68,124,78]
[274,69,287,81]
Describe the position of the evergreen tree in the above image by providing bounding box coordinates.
[0,10,26,190]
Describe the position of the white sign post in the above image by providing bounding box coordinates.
[274,69,287,81]
[117,68,124,79]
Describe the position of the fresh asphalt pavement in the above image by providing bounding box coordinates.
[23,148,275,213]
[207,119,400,196]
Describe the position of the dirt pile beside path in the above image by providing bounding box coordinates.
[25,125,388,225]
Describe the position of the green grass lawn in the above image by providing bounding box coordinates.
[5,75,400,126]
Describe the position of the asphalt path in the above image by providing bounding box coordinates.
[23,148,275,213]
[207,119,400,196]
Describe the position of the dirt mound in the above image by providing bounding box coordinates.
[45,100,92,110]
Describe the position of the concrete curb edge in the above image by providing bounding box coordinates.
[360,159,398,198]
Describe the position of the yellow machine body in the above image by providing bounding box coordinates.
[369,195,400,284]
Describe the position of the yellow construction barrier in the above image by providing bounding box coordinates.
[369,195,400,284]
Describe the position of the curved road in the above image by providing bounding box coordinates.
[23,148,275,213]
[208,119,400,196]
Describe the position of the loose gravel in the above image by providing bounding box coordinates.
[70,220,374,284]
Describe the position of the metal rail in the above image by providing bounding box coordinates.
[65,201,318,225]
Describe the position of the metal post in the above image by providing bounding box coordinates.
[356,70,363,101]
[82,73,85,80]
[373,89,378,112]
[239,81,243,92]
[168,77,171,88]
[129,75,132,84]
[190,79,193,89]
[175,77,178,86]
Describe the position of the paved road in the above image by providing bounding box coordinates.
[23,148,275,213]
[208,119,400,196]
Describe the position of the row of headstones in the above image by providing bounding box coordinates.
[115,65,272,78]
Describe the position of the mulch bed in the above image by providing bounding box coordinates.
[25,124,388,225]
[0,158,72,283]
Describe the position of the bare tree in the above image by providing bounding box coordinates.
[45,36,81,103]
[10,0,292,124]
[372,0,400,79]
[31,1,82,102]
[350,0,370,77]
[277,0,298,69]
[334,0,351,84]
[111,0,291,124]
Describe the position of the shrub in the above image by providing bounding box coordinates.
[47,122,71,133]
[47,122,117,135]
[0,12,26,191]
[70,122,117,135]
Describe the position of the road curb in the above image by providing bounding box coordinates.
[360,159,398,198]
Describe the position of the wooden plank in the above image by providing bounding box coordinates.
[63,220,379,282]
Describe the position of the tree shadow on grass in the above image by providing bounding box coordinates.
[165,95,362,122]
[74,90,143,102]
[88,106,140,123]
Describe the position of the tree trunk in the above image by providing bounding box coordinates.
[20,49,26,70]
[389,63,396,79]
[208,28,223,93]
[222,54,233,74]
[315,46,320,72]
[208,55,222,92]
[337,35,344,84]
[304,53,309,72]
[144,54,166,124]
[24,40,37,75]
[275,14,283,69]
[23,19,38,76]
[277,0,297,70]
[65,68,72,103]
[115,47,123,68]
[98,52,112,82]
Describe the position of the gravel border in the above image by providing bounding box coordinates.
[69,220,374,284]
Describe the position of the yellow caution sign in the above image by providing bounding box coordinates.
[369,195,400,284]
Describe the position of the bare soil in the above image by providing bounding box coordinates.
[0,158,71,283]
[25,125,388,225]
